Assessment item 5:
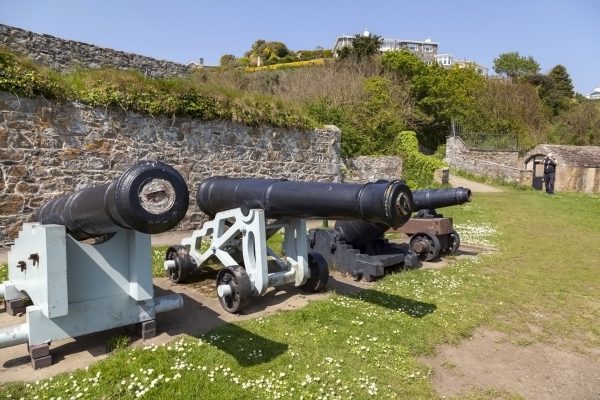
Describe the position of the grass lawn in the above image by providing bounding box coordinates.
[1,189,599,399]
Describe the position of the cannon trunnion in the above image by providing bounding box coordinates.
[0,161,188,369]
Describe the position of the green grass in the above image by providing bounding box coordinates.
[0,263,7,282]
[1,190,599,399]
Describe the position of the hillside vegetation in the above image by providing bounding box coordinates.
[2,43,599,187]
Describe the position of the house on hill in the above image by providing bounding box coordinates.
[523,145,600,193]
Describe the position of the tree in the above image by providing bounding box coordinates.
[337,33,383,61]
[245,40,293,66]
[548,65,574,98]
[550,101,600,145]
[493,52,540,79]
[219,54,238,69]
[528,66,574,116]
[380,50,427,80]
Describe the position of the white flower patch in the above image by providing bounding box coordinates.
[454,222,499,247]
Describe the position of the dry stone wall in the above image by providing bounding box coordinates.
[0,92,341,246]
[0,24,189,78]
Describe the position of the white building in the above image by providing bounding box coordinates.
[587,87,600,100]
[332,30,439,63]
[434,53,488,76]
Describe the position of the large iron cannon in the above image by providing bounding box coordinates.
[165,177,414,313]
[394,187,472,262]
[1,161,188,369]
[36,160,189,240]
[196,177,413,226]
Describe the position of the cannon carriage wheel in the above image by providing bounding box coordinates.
[301,252,329,292]
[409,232,441,262]
[216,266,253,313]
[441,230,461,256]
[165,245,196,283]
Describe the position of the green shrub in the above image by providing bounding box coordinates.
[395,131,444,188]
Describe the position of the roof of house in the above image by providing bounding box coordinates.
[527,144,600,168]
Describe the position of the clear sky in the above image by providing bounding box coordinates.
[2,0,599,94]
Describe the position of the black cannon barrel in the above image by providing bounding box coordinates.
[412,187,471,211]
[36,161,189,240]
[196,177,414,227]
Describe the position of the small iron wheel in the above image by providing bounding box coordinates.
[409,232,441,262]
[165,245,196,283]
[216,266,252,313]
[448,230,461,255]
[301,252,329,292]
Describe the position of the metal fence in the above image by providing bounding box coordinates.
[450,120,520,151]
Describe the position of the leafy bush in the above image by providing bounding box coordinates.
[395,131,444,188]
[0,49,65,98]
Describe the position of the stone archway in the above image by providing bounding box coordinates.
[524,154,546,190]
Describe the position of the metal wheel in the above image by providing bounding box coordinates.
[301,252,329,292]
[448,230,460,255]
[409,232,441,262]
[165,245,196,283]
[216,266,252,313]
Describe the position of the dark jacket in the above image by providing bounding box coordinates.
[543,158,556,174]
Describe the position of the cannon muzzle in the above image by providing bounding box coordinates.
[412,187,471,212]
[195,177,413,227]
[36,161,189,240]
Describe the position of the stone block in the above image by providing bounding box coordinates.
[31,355,52,369]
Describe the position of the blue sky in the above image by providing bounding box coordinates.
[2,0,599,94]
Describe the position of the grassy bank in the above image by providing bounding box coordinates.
[1,189,599,399]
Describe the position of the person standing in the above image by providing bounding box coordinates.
[541,153,557,195]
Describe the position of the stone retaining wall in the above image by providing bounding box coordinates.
[0,92,341,246]
[445,136,522,182]
[342,156,402,182]
[0,24,189,78]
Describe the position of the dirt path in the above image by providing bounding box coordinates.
[421,328,600,400]
[449,174,504,193]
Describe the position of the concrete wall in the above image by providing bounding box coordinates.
[0,92,341,246]
[0,24,189,78]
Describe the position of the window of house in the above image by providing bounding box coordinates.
[423,45,433,52]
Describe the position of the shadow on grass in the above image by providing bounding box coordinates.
[351,288,436,318]
[153,287,288,367]
[205,323,288,367]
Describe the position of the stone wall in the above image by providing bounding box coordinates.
[0,24,189,78]
[342,156,402,183]
[0,92,341,246]
[445,136,522,182]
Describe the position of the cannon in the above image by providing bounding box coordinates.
[0,161,188,369]
[394,187,472,261]
[308,187,471,281]
[164,177,413,313]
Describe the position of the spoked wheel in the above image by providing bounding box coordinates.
[301,252,329,292]
[165,245,196,283]
[216,266,252,313]
[409,232,441,262]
